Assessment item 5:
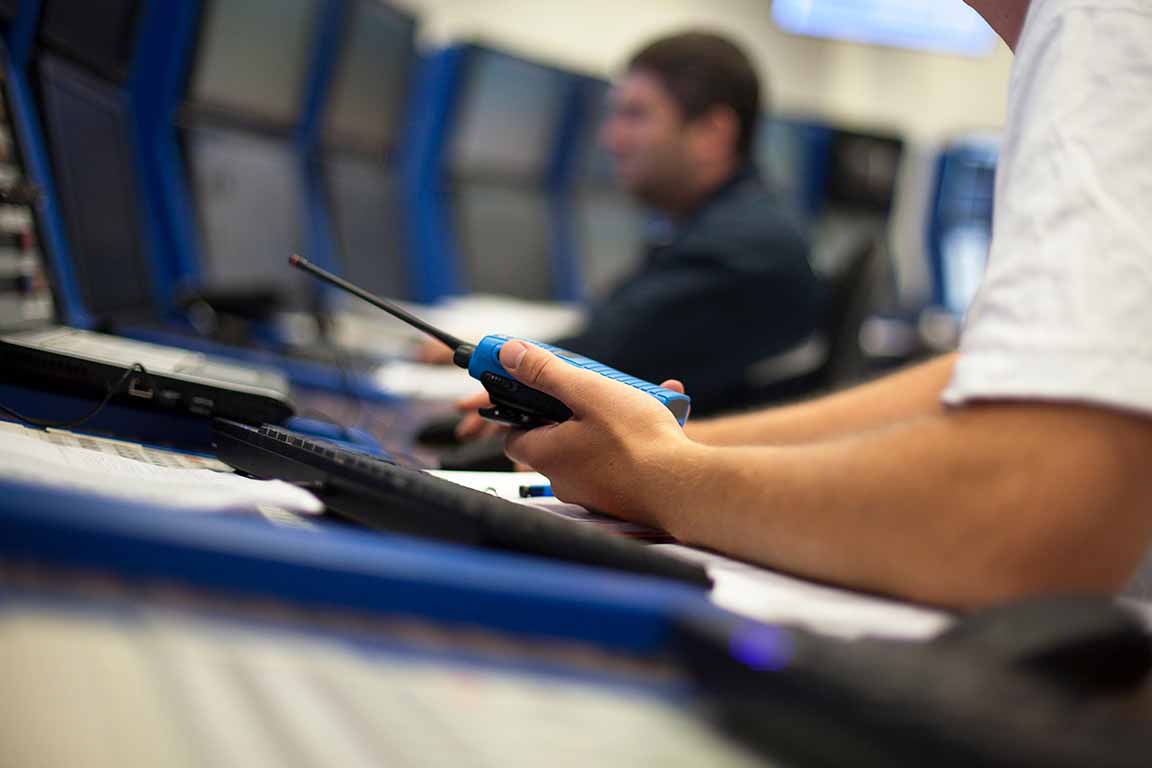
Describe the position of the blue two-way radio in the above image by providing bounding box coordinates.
[289,255,691,429]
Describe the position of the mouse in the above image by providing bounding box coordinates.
[415,413,466,448]
[934,596,1152,694]
[437,436,515,472]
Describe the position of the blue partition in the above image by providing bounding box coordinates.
[0,477,713,654]
[411,44,574,302]
[128,0,202,317]
[927,138,999,315]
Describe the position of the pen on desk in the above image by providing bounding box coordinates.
[519,484,554,498]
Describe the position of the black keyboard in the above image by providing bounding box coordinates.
[213,419,711,588]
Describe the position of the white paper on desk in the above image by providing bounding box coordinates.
[0,429,323,515]
[654,544,952,641]
[426,470,667,538]
[429,295,585,342]
[372,361,484,401]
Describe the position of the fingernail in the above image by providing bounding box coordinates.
[501,341,529,371]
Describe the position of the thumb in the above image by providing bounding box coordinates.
[498,340,607,408]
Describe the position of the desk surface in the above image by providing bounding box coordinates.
[304,391,1152,642]
[287,391,958,641]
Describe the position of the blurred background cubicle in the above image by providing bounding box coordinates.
[2,0,1005,421]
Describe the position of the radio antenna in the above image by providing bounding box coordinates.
[290,255,474,361]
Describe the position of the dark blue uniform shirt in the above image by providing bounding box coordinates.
[555,165,825,414]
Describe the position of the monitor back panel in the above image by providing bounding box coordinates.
[38,55,156,325]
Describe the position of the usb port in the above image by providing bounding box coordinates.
[189,396,214,415]
[127,377,154,400]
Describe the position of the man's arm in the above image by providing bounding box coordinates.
[661,403,1152,608]
[687,353,958,446]
[453,352,956,445]
[497,341,1152,609]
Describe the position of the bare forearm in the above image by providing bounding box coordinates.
[654,403,1152,608]
[687,353,957,447]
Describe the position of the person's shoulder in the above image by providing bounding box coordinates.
[680,174,810,268]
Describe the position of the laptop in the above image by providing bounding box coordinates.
[0,51,292,426]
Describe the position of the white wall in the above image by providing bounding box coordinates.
[393,0,1014,143]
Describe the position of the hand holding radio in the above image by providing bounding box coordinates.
[496,340,699,519]
[289,255,691,430]
[453,377,686,444]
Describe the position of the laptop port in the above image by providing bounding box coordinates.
[189,396,214,415]
[127,377,154,400]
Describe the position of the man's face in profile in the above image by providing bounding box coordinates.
[600,70,696,208]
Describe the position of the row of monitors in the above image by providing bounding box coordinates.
[15,0,639,329]
[12,0,929,345]
[25,0,414,156]
[31,0,570,173]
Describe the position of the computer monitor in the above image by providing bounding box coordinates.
[449,49,567,299]
[449,49,566,179]
[759,119,810,214]
[772,0,996,56]
[39,0,141,81]
[325,153,407,300]
[322,0,417,300]
[933,143,997,315]
[185,126,308,305]
[824,130,905,214]
[323,0,416,157]
[573,79,617,186]
[757,118,835,219]
[573,79,643,300]
[189,0,319,127]
[37,55,156,325]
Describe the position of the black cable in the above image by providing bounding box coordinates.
[0,363,150,430]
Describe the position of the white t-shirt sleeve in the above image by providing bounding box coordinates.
[942,0,1152,415]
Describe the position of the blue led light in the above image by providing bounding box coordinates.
[730,624,795,672]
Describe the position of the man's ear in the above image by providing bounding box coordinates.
[691,105,741,161]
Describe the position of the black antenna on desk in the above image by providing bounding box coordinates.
[289,254,476,365]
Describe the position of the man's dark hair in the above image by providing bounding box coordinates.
[627,31,763,160]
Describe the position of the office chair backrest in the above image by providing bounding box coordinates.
[818,235,883,388]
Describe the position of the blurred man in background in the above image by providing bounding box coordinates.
[429,32,824,416]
